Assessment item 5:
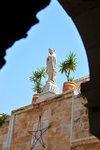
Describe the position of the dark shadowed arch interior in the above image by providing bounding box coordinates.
[58,0,100,139]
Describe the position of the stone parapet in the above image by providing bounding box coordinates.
[1,89,100,150]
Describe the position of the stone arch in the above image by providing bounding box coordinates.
[58,0,100,139]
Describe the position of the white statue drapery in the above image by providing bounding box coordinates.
[46,48,57,84]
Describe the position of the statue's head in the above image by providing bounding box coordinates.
[48,48,54,54]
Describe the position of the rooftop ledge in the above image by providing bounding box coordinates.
[12,90,74,115]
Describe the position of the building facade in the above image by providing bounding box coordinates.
[1,76,100,150]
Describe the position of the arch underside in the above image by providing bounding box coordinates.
[58,0,100,139]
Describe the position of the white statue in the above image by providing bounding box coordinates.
[37,48,59,102]
[46,48,57,84]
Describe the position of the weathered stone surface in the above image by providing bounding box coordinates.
[36,91,57,104]
[72,97,91,140]
[0,118,10,150]
[11,91,73,150]
[1,88,100,150]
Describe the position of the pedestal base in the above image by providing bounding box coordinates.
[36,91,56,103]
[36,81,59,103]
[42,81,59,94]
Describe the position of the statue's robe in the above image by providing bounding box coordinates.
[46,52,57,83]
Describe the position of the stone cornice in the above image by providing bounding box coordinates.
[12,90,74,115]
[71,136,100,147]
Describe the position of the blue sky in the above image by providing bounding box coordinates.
[0,0,89,114]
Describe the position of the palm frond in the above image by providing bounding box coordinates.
[59,52,77,81]
[66,52,77,72]
[30,67,47,93]
[59,61,67,74]
[32,82,43,93]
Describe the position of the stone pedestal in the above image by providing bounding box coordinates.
[36,81,59,103]
[42,81,59,94]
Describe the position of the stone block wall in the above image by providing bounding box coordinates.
[71,96,100,150]
[72,97,91,140]
[11,91,73,150]
[10,91,100,150]
[0,87,100,150]
[0,118,10,150]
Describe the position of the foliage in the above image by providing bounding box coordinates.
[0,113,10,127]
[69,77,75,82]
[30,67,46,93]
[59,52,77,81]
[32,81,43,94]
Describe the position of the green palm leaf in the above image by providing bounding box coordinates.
[59,52,77,81]
[66,52,77,72]
[30,67,47,93]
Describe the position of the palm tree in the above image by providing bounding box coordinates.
[33,81,43,94]
[30,67,46,93]
[59,52,77,81]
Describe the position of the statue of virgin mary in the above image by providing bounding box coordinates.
[46,48,57,84]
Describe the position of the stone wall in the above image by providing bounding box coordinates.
[72,97,91,140]
[0,118,10,150]
[1,86,100,150]
[11,91,73,150]
[75,76,89,94]
[71,96,100,150]
[11,91,100,150]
